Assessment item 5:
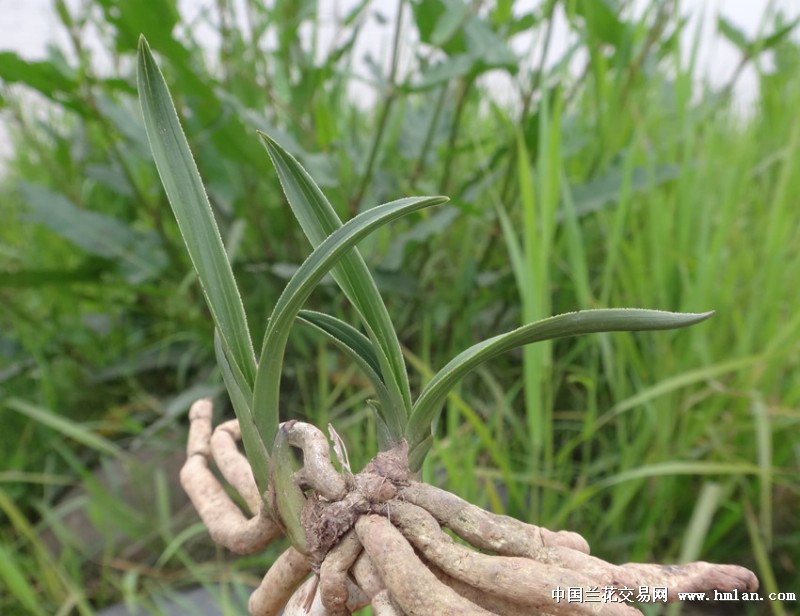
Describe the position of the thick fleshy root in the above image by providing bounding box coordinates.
[181,399,759,615]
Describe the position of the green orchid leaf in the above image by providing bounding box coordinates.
[137,37,256,387]
[298,310,382,377]
[406,309,714,467]
[253,195,447,450]
[366,400,396,452]
[297,310,401,442]
[271,426,308,555]
[259,132,417,422]
[214,330,271,497]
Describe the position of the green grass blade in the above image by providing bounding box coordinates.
[0,542,47,616]
[213,330,270,495]
[677,481,725,564]
[297,310,400,439]
[253,196,447,449]
[597,353,772,425]
[6,398,126,460]
[137,36,256,386]
[406,309,714,464]
[595,461,761,488]
[259,132,419,419]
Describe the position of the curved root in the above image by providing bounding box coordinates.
[319,529,363,616]
[181,403,759,616]
[210,418,262,514]
[283,420,348,501]
[401,481,589,557]
[384,500,640,615]
[249,547,311,616]
[355,514,494,615]
[180,400,280,554]
[371,589,404,616]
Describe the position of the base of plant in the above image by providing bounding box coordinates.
[181,399,758,616]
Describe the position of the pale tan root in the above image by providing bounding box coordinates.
[180,400,281,554]
[181,407,758,616]
[319,529,363,616]
[351,551,386,598]
[283,420,348,501]
[401,481,589,557]
[426,561,552,616]
[386,500,641,616]
[355,514,495,615]
[541,548,759,596]
[249,547,311,616]
[210,418,262,514]
[345,578,371,612]
[372,589,406,616]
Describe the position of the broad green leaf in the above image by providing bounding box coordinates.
[297,310,400,439]
[97,0,180,54]
[272,427,308,554]
[405,309,714,466]
[431,0,469,47]
[571,0,628,49]
[19,182,167,284]
[137,37,256,387]
[259,133,427,423]
[253,196,447,450]
[412,0,467,53]
[411,56,475,90]
[0,51,84,116]
[214,330,270,497]
[563,164,681,222]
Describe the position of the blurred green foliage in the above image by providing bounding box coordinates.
[1,0,799,613]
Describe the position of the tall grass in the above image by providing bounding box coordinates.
[1,0,798,613]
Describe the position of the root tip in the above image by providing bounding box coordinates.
[189,398,213,421]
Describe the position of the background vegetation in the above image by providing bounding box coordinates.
[1,0,798,614]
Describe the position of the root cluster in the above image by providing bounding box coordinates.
[181,399,758,615]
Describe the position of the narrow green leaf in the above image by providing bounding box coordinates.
[297,310,401,440]
[272,427,308,554]
[717,16,751,54]
[258,133,417,420]
[253,196,447,450]
[760,17,800,51]
[298,311,382,376]
[366,400,396,452]
[406,309,713,466]
[0,543,46,616]
[6,398,126,460]
[598,353,770,424]
[678,482,724,564]
[214,330,270,497]
[137,36,256,386]
[596,461,760,489]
